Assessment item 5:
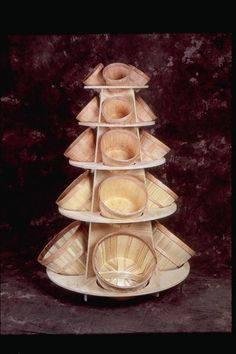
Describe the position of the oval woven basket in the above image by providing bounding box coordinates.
[64,128,95,162]
[140,130,170,161]
[102,63,130,92]
[98,175,147,219]
[83,63,105,85]
[76,96,99,123]
[100,129,140,166]
[102,96,133,124]
[56,170,93,211]
[129,65,150,86]
[152,221,195,270]
[93,232,157,291]
[135,96,156,122]
[145,172,178,209]
[37,221,87,275]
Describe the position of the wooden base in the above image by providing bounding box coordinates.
[46,262,190,299]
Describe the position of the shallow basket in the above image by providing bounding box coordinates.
[145,172,178,209]
[140,130,170,161]
[93,232,157,291]
[100,129,140,166]
[37,221,87,275]
[152,221,196,270]
[64,128,95,162]
[129,65,150,86]
[102,96,133,124]
[102,63,131,93]
[56,170,93,211]
[98,175,147,219]
[76,96,99,123]
[135,96,156,122]
[83,63,105,86]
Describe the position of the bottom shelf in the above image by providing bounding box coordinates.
[46,262,190,299]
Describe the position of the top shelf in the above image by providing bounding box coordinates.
[84,85,148,91]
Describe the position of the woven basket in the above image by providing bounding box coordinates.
[37,221,87,275]
[140,130,170,161]
[56,170,93,211]
[64,128,95,162]
[93,232,157,291]
[152,221,195,270]
[100,129,140,166]
[83,63,105,86]
[135,96,156,122]
[146,172,178,209]
[129,65,150,86]
[99,175,147,219]
[102,96,133,124]
[76,96,99,123]
[102,63,130,93]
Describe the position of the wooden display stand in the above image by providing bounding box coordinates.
[42,65,193,301]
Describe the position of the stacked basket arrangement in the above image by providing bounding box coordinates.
[38,63,195,300]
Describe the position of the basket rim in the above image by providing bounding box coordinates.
[100,129,140,164]
[83,63,104,84]
[140,130,170,152]
[92,231,157,290]
[103,63,130,82]
[146,171,178,200]
[64,128,95,159]
[37,221,86,266]
[76,96,98,121]
[136,96,156,120]
[153,221,196,256]
[98,174,148,217]
[56,170,91,207]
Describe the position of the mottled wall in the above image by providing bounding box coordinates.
[1,34,231,275]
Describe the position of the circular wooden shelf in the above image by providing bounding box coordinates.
[78,121,155,128]
[68,158,166,170]
[58,203,177,224]
[84,85,148,91]
[46,262,190,299]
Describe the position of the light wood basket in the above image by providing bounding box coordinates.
[146,172,178,208]
[64,128,95,162]
[37,221,87,275]
[140,130,170,161]
[129,65,150,86]
[100,129,140,166]
[152,221,195,270]
[83,63,105,86]
[102,63,130,93]
[92,232,157,291]
[98,175,147,219]
[76,96,99,123]
[101,96,133,124]
[136,96,156,122]
[56,170,93,211]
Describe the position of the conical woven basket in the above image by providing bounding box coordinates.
[37,221,87,275]
[102,96,133,124]
[152,221,195,270]
[93,232,157,291]
[64,128,95,162]
[146,172,178,209]
[102,63,131,93]
[140,130,170,161]
[129,65,150,86]
[76,96,99,123]
[136,96,156,122]
[100,129,140,166]
[83,63,105,86]
[99,175,147,219]
[56,170,93,211]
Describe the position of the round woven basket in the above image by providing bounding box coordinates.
[100,129,140,166]
[140,130,170,161]
[135,96,156,122]
[145,172,178,209]
[56,170,93,211]
[83,63,105,86]
[93,232,157,291]
[64,128,95,162]
[102,96,133,124]
[152,221,195,270]
[37,221,87,275]
[76,96,99,123]
[98,175,147,219]
[102,63,131,92]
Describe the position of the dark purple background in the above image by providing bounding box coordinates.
[0,34,232,334]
